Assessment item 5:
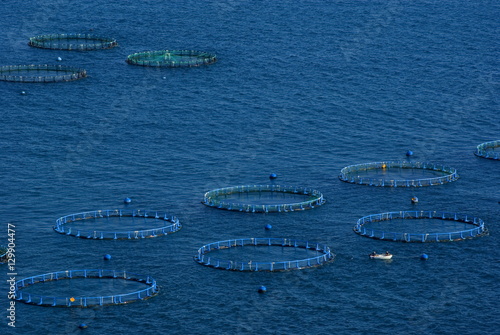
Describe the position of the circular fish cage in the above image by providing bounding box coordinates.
[353,211,487,242]
[194,238,335,271]
[338,161,459,187]
[0,65,87,83]
[474,140,499,160]
[202,185,326,212]
[53,209,181,240]
[14,270,158,307]
[0,245,9,264]
[126,50,217,67]
[28,33,118,50]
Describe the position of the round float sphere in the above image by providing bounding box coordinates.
[264,224,272,230]
[57,56,62,61]
[123,197,132,204]
[20,91,26,95]
[269,173,277,180]
[406,150,414,157]
[420,253,429,260]
[78,323,88,329]
[103,254,112,260]
[258,286,267,293]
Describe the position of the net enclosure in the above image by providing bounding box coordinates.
[474,140,499,160]
[202,185,325,212]
[194,238,335,271]
[14,270,158,307]
[339,161,459,187]
[0,245,9,263]
[28,33,118,50]
[0,64,86,83]
[126,49,217,67]
[354,211,487,242]
[54,209,181,240]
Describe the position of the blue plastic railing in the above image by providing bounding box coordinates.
[14,269,158,307]
[339,161,459,187]
[474,140,500,160]
[126,50,217,67]
[353,211,486,242]
[202,185,325,213]
[194,238,335,271]
[53,209,181,240]
[0,246,8,263]
[0,65,87,83]
[28,33,118,50]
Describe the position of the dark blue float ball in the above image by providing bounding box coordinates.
[265,224,272,230]
[103,254,112,260]
[269,173,277,180]
[406,150,414,156]
[258,286,267,293]
[78,323,88,329]
[124,197,132,204]
[420,253,429,260]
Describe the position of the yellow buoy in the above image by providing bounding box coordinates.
[70,297,75,302]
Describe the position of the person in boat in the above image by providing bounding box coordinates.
[371,251,377,256]
[385,251,391,256]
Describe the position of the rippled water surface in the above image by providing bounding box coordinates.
[0,0,499,334]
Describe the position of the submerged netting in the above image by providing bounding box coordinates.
[202,185,325,212]
[54,209,181,239]
[126,50,217,67]
[194,238,335,271]
[474,140,500,160]
[339,161,459,187]
[15,270,158,307]
[28,33,118,50]
[0,65,87,83]
[354,211,487,242]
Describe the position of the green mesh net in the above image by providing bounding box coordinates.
[126,50,217,67]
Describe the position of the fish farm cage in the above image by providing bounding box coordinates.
[14,270,158,307]
[0,64,87,83]
[474,140,499,160]
[338,161,459,187]
[0,245,9,263]
[353,211,487,242]
[202,185,326,213]
[126,49,217,67]
[194,238,335,271]
[28,33,118,50]
[53,209,181,240]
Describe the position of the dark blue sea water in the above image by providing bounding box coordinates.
[1,0,499,334]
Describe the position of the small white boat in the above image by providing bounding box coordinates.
[369,253,393,260]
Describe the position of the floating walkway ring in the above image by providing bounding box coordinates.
[126,50,217,67]
[0,65,87,83]
[353,211,487,242]
[339,161,459,187]
[194,238,335,271]
[28,33,118,50]
[474,140,499,160]
[14,270,159,307]
[202,185,326,213]
[53,209,181,240]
